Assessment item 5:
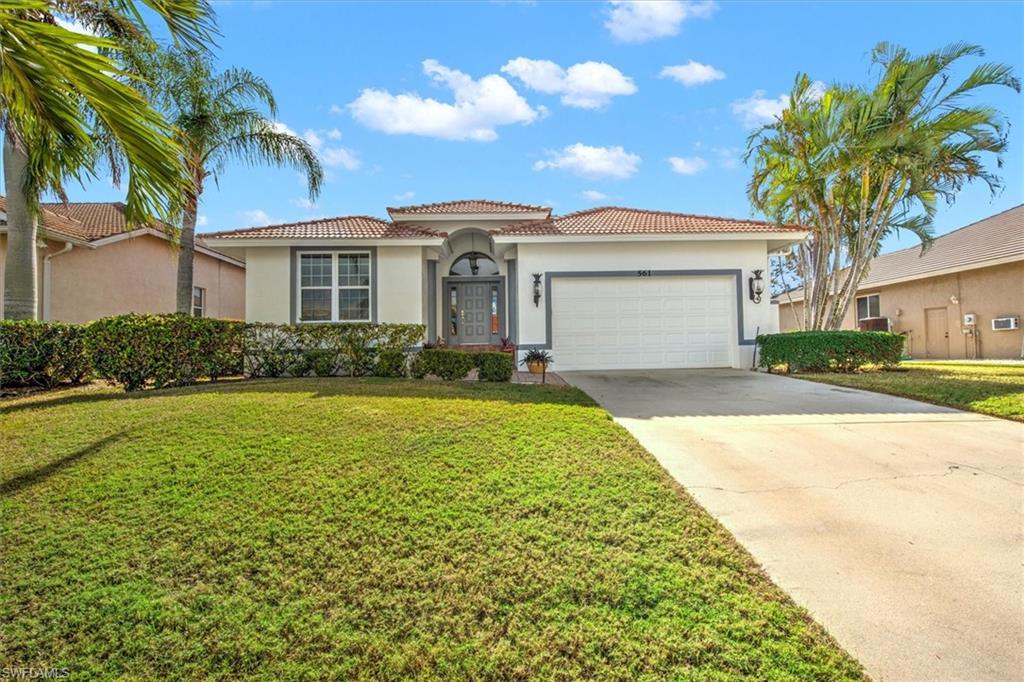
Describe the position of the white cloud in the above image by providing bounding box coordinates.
[667,156,708,175]
[502,58,637,109]
[348,59,542,142]
[533,143,641,180]
[580,190,608,201]
[302,128,361,170]
[271,121,297,136]
[196,215,208,227]
[659,60,725,87]
[731,80,825,128]
[329,104,344,115]
[290,198,316,210]
[241,209,274,226]
[604,1,716,43]
[393,191,416,201]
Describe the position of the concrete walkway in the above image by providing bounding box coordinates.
[563,369,1024,682]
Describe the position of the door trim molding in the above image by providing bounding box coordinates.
[440,276,506,345]
[518,269,751,351]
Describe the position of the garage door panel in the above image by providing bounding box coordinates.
[551,276,735,370]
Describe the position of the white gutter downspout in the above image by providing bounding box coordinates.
[42,241,73,321]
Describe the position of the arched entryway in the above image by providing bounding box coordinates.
[443,251,505,346]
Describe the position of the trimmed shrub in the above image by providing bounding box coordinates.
[0,320,89,388]
[409,349,513,382]
[242,323,425,378]
[411,349,476,381]
[757,330,904,373]
[374,350,407,378]
[87,314,244,391]
[476,351,514,382]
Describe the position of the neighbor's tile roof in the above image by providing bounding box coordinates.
[387,199,551,217]
[204,215,446,240]
[775,204,1024,302]
[494,206,807,236]
[39,201,175,240]
[1,196,92,242]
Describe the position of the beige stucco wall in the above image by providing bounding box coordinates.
[244,246,292,323]
[777,260,1024,359]
[244,245,426,324]
[0,232,245,322]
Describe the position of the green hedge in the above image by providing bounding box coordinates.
[3,317,522,391]
[243,323,425,378]
[411,349,514,382]
[476,351,514,382]
[757,330,904,373]
[0,320,90,388]
[87,314,244,391]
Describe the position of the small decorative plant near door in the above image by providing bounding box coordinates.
[520,349,553,381]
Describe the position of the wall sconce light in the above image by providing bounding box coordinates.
[532,273,542,307]
[748,269,765,303]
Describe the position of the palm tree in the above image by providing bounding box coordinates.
[0,0,214,319]
[748,43,1019,330]
[139,48,323,313]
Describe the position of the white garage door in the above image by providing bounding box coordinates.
[550,276,735,370]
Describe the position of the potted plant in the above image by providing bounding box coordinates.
[499,336,516,357]
[520,349,553,376]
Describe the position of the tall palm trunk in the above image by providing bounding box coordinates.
[175,190,198,314]
[2,131,39,320]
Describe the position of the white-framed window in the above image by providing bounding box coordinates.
[297,251,372,322]
[192,286,205,317]
[856,294,880,321]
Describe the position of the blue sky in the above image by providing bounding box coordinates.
[67,1,1023,252]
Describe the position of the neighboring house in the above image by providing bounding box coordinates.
[204,199,806,370]
[0,198,245,322]
[775,205,1024,359]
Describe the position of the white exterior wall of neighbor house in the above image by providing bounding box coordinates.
[513,239,777,369]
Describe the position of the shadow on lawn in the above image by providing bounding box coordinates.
[1,431,128,496]
[0,377,593,416]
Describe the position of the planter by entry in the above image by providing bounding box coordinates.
[527,361,547,375]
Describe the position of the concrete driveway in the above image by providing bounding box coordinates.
[563,369,1024,682]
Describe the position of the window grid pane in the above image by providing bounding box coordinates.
[338,254,370,287]
[301,254,332,287]
[301,289,331,321]
[338,289,370,321]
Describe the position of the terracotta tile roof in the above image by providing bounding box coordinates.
[38,201,176,240]
[775,204,1024,302]
[494,206,807,236]
[387,199,551,217]
[204,215,446,240]
[1,196,92,242]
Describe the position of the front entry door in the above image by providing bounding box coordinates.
[448,281,500,345]
[924,307,950,359]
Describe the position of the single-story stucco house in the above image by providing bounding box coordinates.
[775,204,1023,360]
[0,198,245,322]
[204,199,807,370]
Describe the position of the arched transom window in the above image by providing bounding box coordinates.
[449,251,499,277]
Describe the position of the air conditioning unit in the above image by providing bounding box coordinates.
[992,316,1020,331]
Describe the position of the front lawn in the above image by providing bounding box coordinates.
[793,362,1024,421]
[1,379,861,680]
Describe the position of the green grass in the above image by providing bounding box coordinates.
[1,379,862,680]
[794,362,1024,421]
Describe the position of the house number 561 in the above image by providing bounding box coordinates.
[637,270,652,277]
